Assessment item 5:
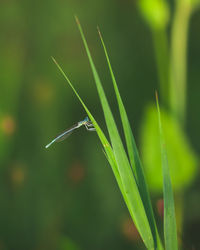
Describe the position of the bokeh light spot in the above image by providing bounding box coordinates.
[121,217,141,242]
[157,198,164,218]
[1,115,16,135]
[68,161,86,184]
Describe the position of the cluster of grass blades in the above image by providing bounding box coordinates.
[52,17,178,250]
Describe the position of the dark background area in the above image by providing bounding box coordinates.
[0,0,200,249]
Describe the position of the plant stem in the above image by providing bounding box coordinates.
[169,0,192,126]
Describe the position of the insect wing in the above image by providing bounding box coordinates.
[55,124,79,142]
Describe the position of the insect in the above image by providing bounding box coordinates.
[45,117,95,148]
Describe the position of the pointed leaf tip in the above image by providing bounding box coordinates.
[155,90,159,102]
[97,26,102,37]
[51,56,57,64]
[74,15,80,25]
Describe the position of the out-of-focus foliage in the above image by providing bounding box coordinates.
[138,0,170,30]
[0,0,200,249]
[187,0,200,11]
[59,236,80,250]
[140,104,197,192]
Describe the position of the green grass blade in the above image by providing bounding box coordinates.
[52,58,118,182]
[102,149,143,226]
[75,17,154,249]
[156,93,178,250]
[97,27,138,181]
[52,57,148,238]
[98,29,163,250]
[52,57,132,218]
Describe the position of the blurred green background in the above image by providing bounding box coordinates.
[0,0,200,249]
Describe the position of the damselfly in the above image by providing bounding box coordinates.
[45,117,95,148]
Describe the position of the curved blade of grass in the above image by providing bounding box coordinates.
[75,17,154,249]
[52,57,152,241]
[97,27,143,182]
[98,28,163,250]
[156,93,178,250]
[52,57,133,220]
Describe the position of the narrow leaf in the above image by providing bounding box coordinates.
[98,29,163,250]
[156,93,178,250]
[75,17,154,249]
[52,57,132,219]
